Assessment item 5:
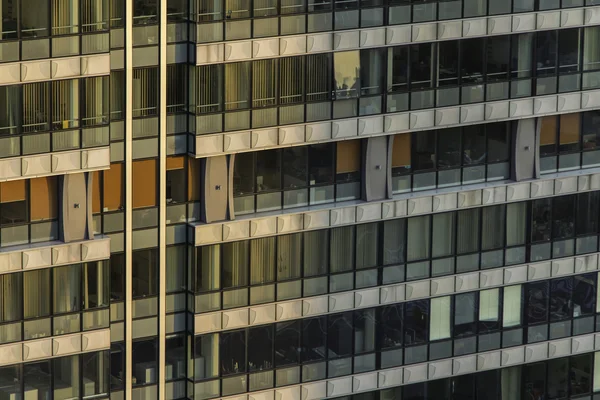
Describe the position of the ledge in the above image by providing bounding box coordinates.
[194,251,599,334]
[195,7,599,65]
[0,146,110,182]
[0,328,111,367]
[194,89,600,158]
[0,236,111,275]
[191,167,599,246]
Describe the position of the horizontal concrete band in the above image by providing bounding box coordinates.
[0,328,111,367]
[193,167,600,246]
[196,7,600,65]
[195,251,599,335]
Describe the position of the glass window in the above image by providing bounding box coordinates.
[166,246,186,294]
[53,265,81,314]
[526,281,549,324]
[356,223,378,269]
[432,213,455,258]
[482,205,505,250]
[0,86,21,135]
[132,339,158,385]
[277,234,302,281]
[233,152,254,197]
[410,43,432,89]
[531,199,552,242]
[24,361,51,400]
[479,288,500,332]
[487,123,510,162]
[256,150,281,192]
[132,249,158,298]
[252,59,278,109]
[133,159,157,209]
[430,296,451,341]
[536,30,557,76]
[166,156,186,204]
[222,241,249,288]
[550,277,572,321]
[382,219,405,265]
[197,245,221,292]
[460,38,485,84]
[571,354,592,396]
[456,209,480,254]
[437,129,461,168]
[21,0,49,36]
[388,47,408,93]
[275,321,300,367]
[354,309,375,353]
[0,272,22,323]
[380,304,402,349]
[53,355,80,400]
[0,365,21,400]
[83,261,110,309]
[553,195,575,239]
[503,285,523,328]
[559,113,581,153]
[582,111,600,150]
[573,273,596,316]
[29,177,57,222]
[250,237,275,285]
[523,362,546,400]
[507,202,527,246]
[110,253,125,301]
[248,326,273,371]
[195,64,223,113]
[308,143,334,185]
[133,0,158,24]
[462,126,486,165]
[407,216,430,261]
[132,68,158,117]
[411,131,435,171]
[103,163,124,211]
[335,140,361,182]
[283,147,307,190]
[360,48,384,95]
[303,230,329,277]
[404,300,428,345]
[1,180,28,225]
[301,317,327,362]
[221,330,246,375]
[454,293,477,337]
[23,269,51,319]
[330,226,355,273]
[334,51,360,99]
[194,334,219,380]
[327,312,353,357]
[225,62,251,110]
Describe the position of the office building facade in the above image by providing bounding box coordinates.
[5,0,600,399]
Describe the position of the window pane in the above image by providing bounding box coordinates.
[482,205,505,250]
[407,216,430,261]
[330,226,355,273]
[250,237,275,285]
[456,209,479,254]
[29,177,57,221]
[132,249,158,298]
[327,312,353,357]
[223,241,249,288]
[54,355,80,400]
[430,296,451,341]
[277,234,302,281]
[503,285,522,328]
[334,51,360,98]
[303,230,329,276]
[104,163,124,211]
[1,180,28,225]
[275,321,300,367]
[404,300,428,345]
[380,305,402,349]
[0,272,22,323]
[133,160,157,208]
[432,213,454,258]
[356,223,378,269]
[53,265,81,314]
[24,269,51,319]
[197,245,221,292]
[221,330,246,374]
[256,150,281,192]
[248,326,273,371]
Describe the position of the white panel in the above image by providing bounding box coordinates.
[22,248,52,269]
[224,41,253,61]
[196,44,224,64]
[525,342,548,362]
[0,158,21,180]
[551,258,574,277]
[332,120,358,139]
[81,54,110,76]
[409,110,435,130]
[329,292,354,312]
[195,224,223,245]
[482,186,506,204]
[51,57,81,78]
[435,107,460,126]
[411,23,436,42]
[548,338,571,358]
[379,286,398,304]
[249,304,276,325]
[303,296,329,316]
[356,204,381,222]
[574,254,598,273]
[250,217,277,237]
[378,368,402,388]
[355,288,379,308]
[460,104,485,123]
[353,372,377,392]
[21,60,51,82]
[279,125,305,145]
[578,175,590,192]
[485,101,509,120]
[404,364,427,384]
[276,387,301,400]
[504,265,528,284]
[0,343,22,366]
[384,113,409,132]
[432,193,457,212]
[462,18,487,37]
[0,63,21,85]
[430,276,455,296]
[23,339,52,361]
[530,180,554,198]
[277,214,303,233]
[512,13,536,31]
[21,154,51,177]
[572,335,594,354]
[453,355,476,374]
[533,95,558,114]
[280,36,307,56]
[488,16,512,34]
[394,199,408,217]
[83,147,110,169]
[560,8,584,27]
[195,135,224,156]
[306,33,333,53]
[386,26,411,45]
[428,359,452,380]
[358,116,383,136]
[457,190,482,208]
[557,92,581,112]
[327,377,352,397]
[223,132,251,152]
[333,31,359,50]
[223,221,250,241]
[506,182,531,201]
[407,197,433,215]
[0,251,21,273]
[301,382,326,400]
[405,281,430,300]
[509,98,533,117]
[53,334,82,356]
[81,238,111,261]
[476,351,501,371]
[480,269,504,288]
[437,21,462,39]
[276,300,302,320]
[528,261,551,280]
[581,89,600,108]
[305,122,331,142]
[251,128,278,149]
[359,28,385,48]
[250,391,274,400]
[195,313,222,333]
[381,202,394,219]
[222,309,249,329]
[585,6,600,25]
[455,273,479,292]
[52,151,81,173]
[330,207,356,226]
[556,172,576,194]
[536,11,560,29]
[303,210,330,230]
[253,38,280,58]
[501,347,525,366]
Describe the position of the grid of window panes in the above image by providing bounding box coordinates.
[191,27,600,134]
[0,78,110,158]
[190,273,597,397]
[0,261,110,345]
[0,351,111,400]
[0,0,110,62]
[191,0,600,41]
[192,191,600,313]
